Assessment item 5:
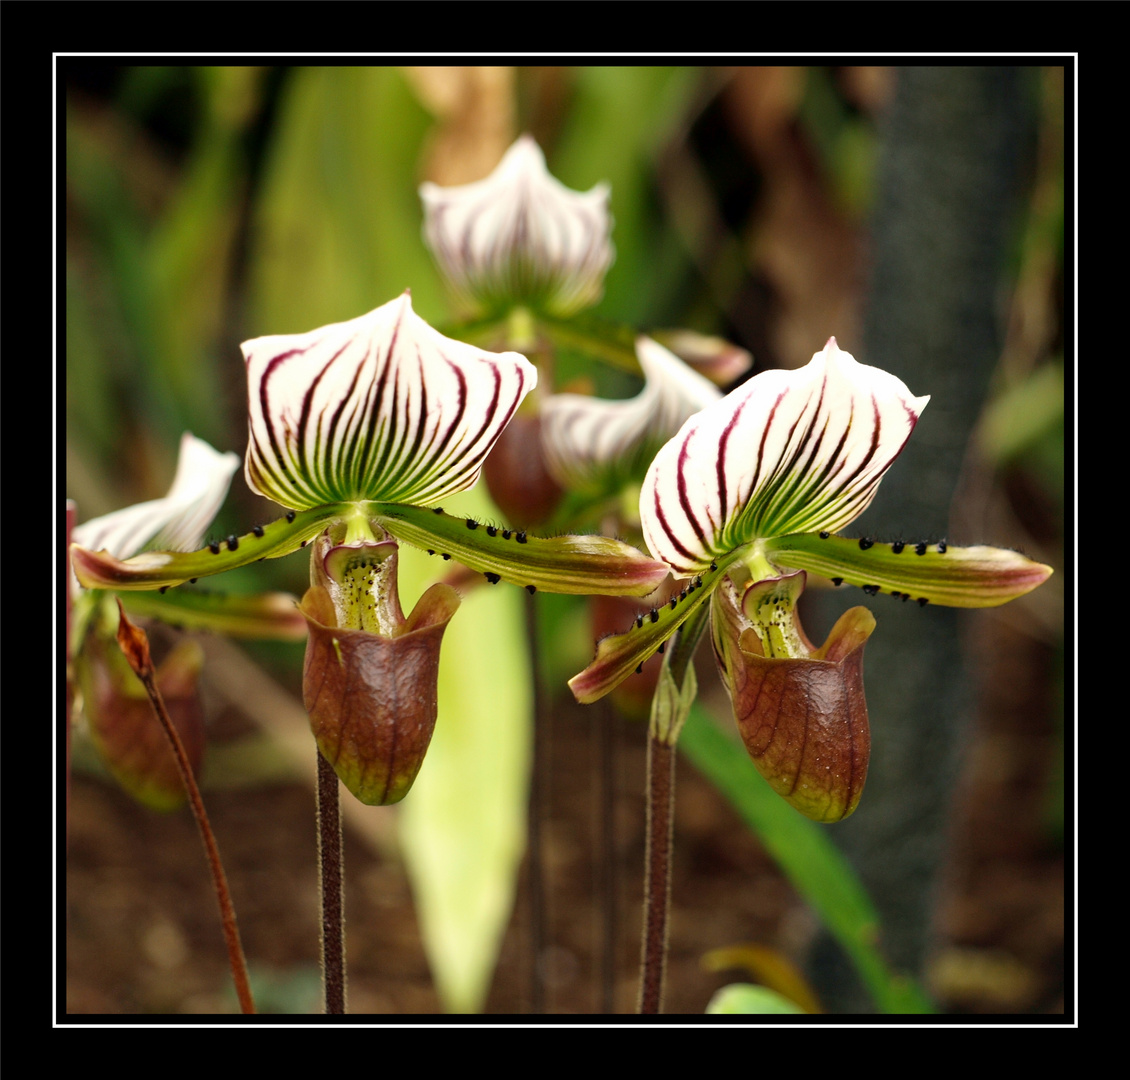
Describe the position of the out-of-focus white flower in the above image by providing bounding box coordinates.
[540,336,720,497]
[420,135,614,318]
[72,433,239,568]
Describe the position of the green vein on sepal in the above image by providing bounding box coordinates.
[763,533,1054,609]
[372,503,669,598]
[70,506,346,591]
[119,588,307,641]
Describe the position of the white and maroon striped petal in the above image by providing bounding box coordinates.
[242,293,537,511]
[72,433,239,561]
[640,339,929,575]
[540,336,721,495]
[420,135,613,318]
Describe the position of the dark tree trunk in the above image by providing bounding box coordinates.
[806,65,1037,1013]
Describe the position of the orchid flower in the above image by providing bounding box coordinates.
[540,335,722,502]
[420,134,614,320]
[69,433,305,809]
[569,338,1053,822]
[73,293,668,803]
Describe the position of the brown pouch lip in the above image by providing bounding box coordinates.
[713,574,875,823]
[299,582,460,806]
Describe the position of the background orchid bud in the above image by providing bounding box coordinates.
[419,134,614,318]
[711,572,874,823]
[300,530,461,805]
[77,632,206,812]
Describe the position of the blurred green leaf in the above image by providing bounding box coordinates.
[979,362,1064,466]
[397,486,532,1013]
[706,983,806,1015]
[246,66,446,335]
[680,704,934,1014]
[553,66,703,326]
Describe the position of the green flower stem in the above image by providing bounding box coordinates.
[316,749,346,1014]
[638,601,710,1014]
[113,602,255,1015]
[450,312,641,376]
[537,314,641,375]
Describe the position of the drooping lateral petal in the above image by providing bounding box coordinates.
[372,503,670,598]
[568,575,717,706]
[761,532,1054,608]
[70,506,344,591]
[71,433,240,561]
[540,336,721,496]
[640,339,929,574]
[242,292,537,510]
[568,549,747,705]
[420,135,613,318]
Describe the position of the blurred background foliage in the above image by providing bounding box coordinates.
[65,65,1065,1016]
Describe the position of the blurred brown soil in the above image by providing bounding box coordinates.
[63,620,1065,1019]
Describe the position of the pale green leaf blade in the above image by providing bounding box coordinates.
[396,487,531,1013]
[706,983,806,1015]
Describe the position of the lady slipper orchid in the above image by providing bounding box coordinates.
[73,293,668,804]
[69,433,306,810]
[420,135,614,319]
[300,530,460,806]
[540,335,722,500]
[72,294,666,600]
[569,338,1054,822]
[71,433,239,580]
[70,433,309,645]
